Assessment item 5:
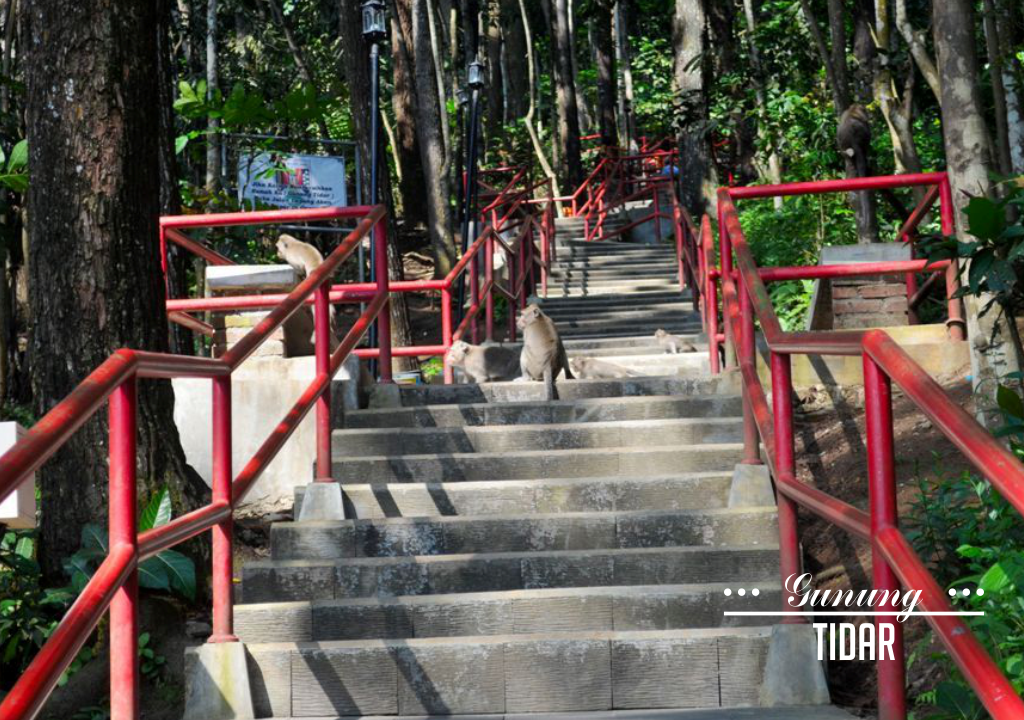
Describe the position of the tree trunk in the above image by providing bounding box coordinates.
[741,0,782,207]
[518,0,560,195]
[339,0,418,372]
[551,0,583,187]
[25,0,210,578]
[932,0,1021,416]
[672,0,710,214]
[501,0,528,121]
[410,0,457,276]
[995,0,1024,173]
[614,0,636,151]
[872,0,923,181]
[205,0,220,190]
[391,11,429,229]
[894,0,941,101]
[592,1,617,150]
[484,0,504,148]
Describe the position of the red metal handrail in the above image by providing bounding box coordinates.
[0,204,390,720]
[674,173,1024,719]
[160,170,556,384]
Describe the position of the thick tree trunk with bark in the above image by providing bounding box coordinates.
[391,13,429,228]
[339,0,418,372]
[614,0,636,151]
[672,0,710,214]
[932,0,1021,415]
[25,0,209,578]
[551,0,583,187]
[205,0,220,190]
[501,0,528,121]
[484,0,504,147]
[592,1,617,150]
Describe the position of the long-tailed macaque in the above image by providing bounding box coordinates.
[517,304,574,400]
[569,357,640,379]
[837,104,871,177]
[277,234,336,352]
[446,340,521,383]
[276,233,325,278]
[654,329,697,354]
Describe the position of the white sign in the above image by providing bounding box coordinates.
[238,152,347,208]
[0,422,34,529]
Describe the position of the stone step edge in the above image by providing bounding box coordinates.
[332,416,744,439]
[244,542,782,572]
[330,441,746,464]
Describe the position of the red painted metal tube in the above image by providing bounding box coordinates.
[706,277,720,376]
[109,381,139,720]
[0,543,135,720]
[138,501,231,559]
[485,232,495,341]
[314,284,332,480]
[864,331,1024,517]
[470,249,480,344]
[876,528,1024,719]
[939,177,955,236]
[896,185,940,244]
[168,311,215,337]
[132,351,230,379]
[757,259,951,283]
[863,355,907,718]
[727,172,947,200]
[740,284,760,465]
[355,345,449,359]
[945,261,966,340]
[0,351,136,501]
[166,279,446,313]
[444,226,493,287]
[164,228,234,266]
[453,279,494,342]
[161,205,373,228]
[442,287,454,383]
[210,376,237,643]
[908,270,944,309]
[771,351,801,623]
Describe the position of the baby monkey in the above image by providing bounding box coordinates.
[654,328,696,354]
[517,304,574,401]
[569,356,640,380]
[446,340,521,383]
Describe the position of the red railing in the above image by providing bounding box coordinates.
[161,171,556,384]
[676,172,1024,718]
[0,204,390,720]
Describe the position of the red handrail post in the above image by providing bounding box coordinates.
[718,207,736,369]
[485,232,495,341]
[653,185,662,241]
[771,351,801,622]
[374,218,393,383]
[508,248,518,342]
[314,284,332,480]
[863,354,908,719]
[675,204,685,290]
[740,285,761,465]
[540,218,549,298]
[109,379,139,720]
[470,252,480,344]
[442,287,454,384]
[946,262,967,341]
[209,375,237,643]
[707,275,721,375]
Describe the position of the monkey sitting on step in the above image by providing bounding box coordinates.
[569,356,640,380]
[446,340,522,383]
[516,304,574,401]
[276,234,338,353]
[654,329,697,354]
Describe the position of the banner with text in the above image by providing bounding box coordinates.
[238,152,347,208]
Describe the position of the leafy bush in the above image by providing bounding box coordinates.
[65,487,196,601]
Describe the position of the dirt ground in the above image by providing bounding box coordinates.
[790,368,974,716]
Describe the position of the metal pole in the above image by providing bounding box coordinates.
[109,380,139,720]
[771,351,801,622]
[210,376,237,643]
[863,354,907,718]
[314,283,332,479]
[457,87,482,328]
[368,39,381,368]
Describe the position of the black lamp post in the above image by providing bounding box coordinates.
[457,59,486,326]
[362,0,386,361]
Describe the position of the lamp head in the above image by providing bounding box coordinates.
[362,0,386,40]
[467,59,485,90]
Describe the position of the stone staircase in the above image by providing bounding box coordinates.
[227,231,846,718]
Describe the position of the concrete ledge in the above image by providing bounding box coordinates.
[729,464,776,508]
[759,624,831,707]
[183,642,255,720]
[297,482,345,521]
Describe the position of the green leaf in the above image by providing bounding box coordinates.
[997,385,1024,420]
[80,524,107,553]
[968,249,995,293]
[7,140,27,172]
[979,562,1011,593]
[934,680,984,720]
[139,487,171,531]
[964,196,1005,240]
[148,549,195,600]
[137,558,170,592]
[174,136,189,154]
[14,535,33,560]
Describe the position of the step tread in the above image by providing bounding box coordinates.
[260,709,853,720]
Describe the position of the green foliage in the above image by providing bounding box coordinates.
[65,487,196,601]
[420,356,444,379]
[0,139,29,192]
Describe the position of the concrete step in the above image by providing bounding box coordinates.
[234,582,782,643]
[561,335,701,350]
[544,287,688,299]
[330,443,746,483]
[252,708,855,720]
[240,544,781,602]
[295,472,736,519]
[270,507,778,560]
[346,394,740,428]
[550,263,675,275]
[385,374,739,406]
[332,418,741,456]
[237,627,774,716]
[551,256,677,267]
[552,314,700,331]
[559,323,703,339]
[539,291,693,307]
[542,302,694,319]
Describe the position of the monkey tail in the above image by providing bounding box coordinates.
[561,349,575,380]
